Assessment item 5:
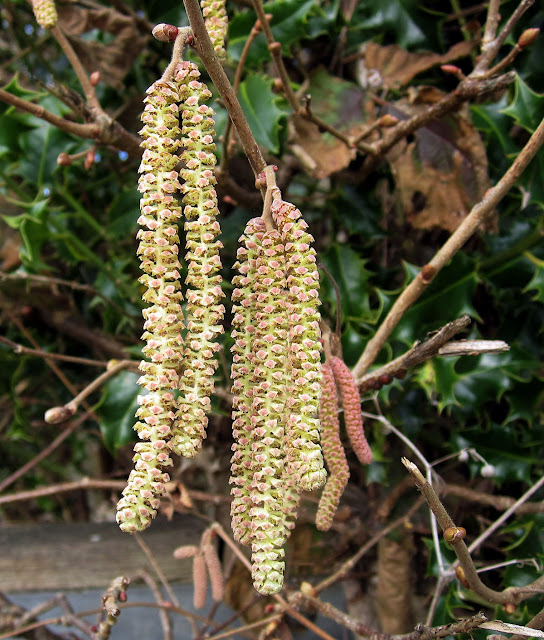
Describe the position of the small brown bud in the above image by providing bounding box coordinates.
[378,114,398,128]
[44,405,75,424]
[268,41,282,55]
[300,581,317,597]
[90,71,100,86]
[378,374,393,386]
[57,152,71,166]
[272,78,283,93]
[152,23,179,42]
[455,565,470,589]
[421,264,436,284]
[84,150,95,170]
[444,526,466,543]
[518,28,539,49]
[504,602,516,615]
[441,64,463,78]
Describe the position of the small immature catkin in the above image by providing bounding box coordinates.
[315,362,350,531]
[193,551,208,609]
[330,356,373,465]
[32,0,58,29]
[170,61,225,459]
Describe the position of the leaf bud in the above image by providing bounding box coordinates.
[455,565,470,589]
[152,23,179,42]
[57,152,72,166]
[90,71,100,86]
[480,463,496,478]
[44,405,75,424]
[517,28,539,49]
[378,114,398,128]
[443,526,466,543]
[504,602,516,615]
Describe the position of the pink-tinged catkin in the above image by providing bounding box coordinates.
[32,0,57,29]
[229,217,266,546]
[247,228,290,596]
[116,78,183,533]
[202,542,224,602]
[315,362,350,531]
[201,0,228,60]
[170,61,225,459]
[271,197,326,492]
[330,356,373,465]
[192,551,208,609]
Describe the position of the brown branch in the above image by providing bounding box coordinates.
[0,335,108,368]
[130,571,173,640]
[220,17,262,172]
[402,458,544,607]
[474,0,535,74]
[183,0,266,181]
[0,478,228,506]
[356,316,471,389]
[251,0,300,112]
[315,497,425,594]
[291,593,488,640]
[51,26,100,110]
[0,87,98,139]
[352,113,544,378]
[443,483,544,515]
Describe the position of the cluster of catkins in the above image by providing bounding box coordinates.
[116,60,224,533]
[229,196,327,594]
[316,357,373,531]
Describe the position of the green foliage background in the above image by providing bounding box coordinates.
[0,0,543,626]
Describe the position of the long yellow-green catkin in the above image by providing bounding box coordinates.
[170,61,225,458]
[116,79,184,532]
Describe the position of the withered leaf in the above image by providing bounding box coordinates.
[362,40,474,90]
[289,67,372,179]
[57,4,147,90]
[385,99,492,233]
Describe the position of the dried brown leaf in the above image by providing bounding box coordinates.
[363,40,475,90]
[385,101,492,232]
[57,5,147,89]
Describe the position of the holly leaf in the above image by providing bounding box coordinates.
[237,74,287,154]
[320,244,381,324]
[2,199,50,271]
[229,0,317,64]
[95,370,139,453]
[523,253,544,304]
[501,76,544,134]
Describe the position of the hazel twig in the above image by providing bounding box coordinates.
[51,26,100,110]
[250,0,299,112]
[352,114,544,378]
[183,0,266,180]
[402,458,544,607]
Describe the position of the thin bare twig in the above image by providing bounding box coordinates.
[183,0,266,181]
[402,458,544,607]
[353,114,544,378]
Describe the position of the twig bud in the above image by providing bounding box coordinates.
[57,152,71,166]
[378,114,398,128]
[90,71,100,86]
[517,28,539,49]
[44,405,75,424]
[152,23,179,42]
[443,526,466,543]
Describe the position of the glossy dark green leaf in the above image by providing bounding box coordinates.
[96,370,139,453]
[237,74,288,153]
[229,0,318,64]
[501,76,544,134]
